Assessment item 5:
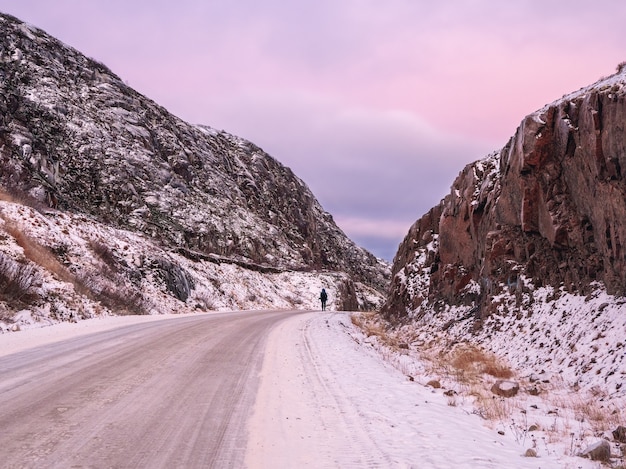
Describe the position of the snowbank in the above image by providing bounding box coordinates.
[246,312,594,468]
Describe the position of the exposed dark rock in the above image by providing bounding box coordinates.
[613,425,626,443]
[152,259,194,302]
[335,277,360,311]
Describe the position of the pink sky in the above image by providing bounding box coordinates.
[2,1,624,259]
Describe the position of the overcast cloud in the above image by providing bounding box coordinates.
[2,1,625,260]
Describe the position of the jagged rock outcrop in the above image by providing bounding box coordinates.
[0,12,389,300]
[383,65,626,321]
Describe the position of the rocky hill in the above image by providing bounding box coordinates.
[0,12,389,328]
[381,65,626,403]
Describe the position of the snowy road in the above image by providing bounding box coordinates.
[0,310,300,469]
[0,311,586,468]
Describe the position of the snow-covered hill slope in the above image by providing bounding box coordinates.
[0,11,389,329]
[0,198,385,331]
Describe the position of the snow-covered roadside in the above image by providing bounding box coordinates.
[246,312,596,468]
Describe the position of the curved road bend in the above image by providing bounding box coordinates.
[0,310,305,469]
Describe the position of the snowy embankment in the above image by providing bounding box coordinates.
[0,311,599,468]
[0,199,384,332]
[245,312,594,468]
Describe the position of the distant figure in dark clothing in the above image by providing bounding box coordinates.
[320,288,328,311]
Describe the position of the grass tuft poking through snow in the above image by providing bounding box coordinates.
[350,311,625,466]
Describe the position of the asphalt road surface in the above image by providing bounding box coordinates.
[0,310,303,468]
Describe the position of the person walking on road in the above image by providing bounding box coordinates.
[319,288,328,311]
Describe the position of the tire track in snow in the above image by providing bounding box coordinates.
[299,313,395,468]
[246,312,569,469]
[246,312,396,468]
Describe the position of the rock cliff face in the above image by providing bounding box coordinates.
[0,13,388,304]
[383,66,626,322]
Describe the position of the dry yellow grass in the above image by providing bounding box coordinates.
[351,312,399,348]
[450,345,513,381]
[0,189,13,203]
[3,219,75,285]
[349,304,625,450]
[469,385,519,421]
[550,391,623,435]
[0,187,49,212]
[1,212,145,315]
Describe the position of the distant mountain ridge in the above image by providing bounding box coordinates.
[0,11,389,325]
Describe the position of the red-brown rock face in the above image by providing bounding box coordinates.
[382,67,626,321]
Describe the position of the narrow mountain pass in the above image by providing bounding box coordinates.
[0,310,303,469]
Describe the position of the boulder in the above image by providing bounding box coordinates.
[426,380,441,389]
[524,448,537,458]
[579,439,611,462]
[613,425,626,443]
[491,380,519,398]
